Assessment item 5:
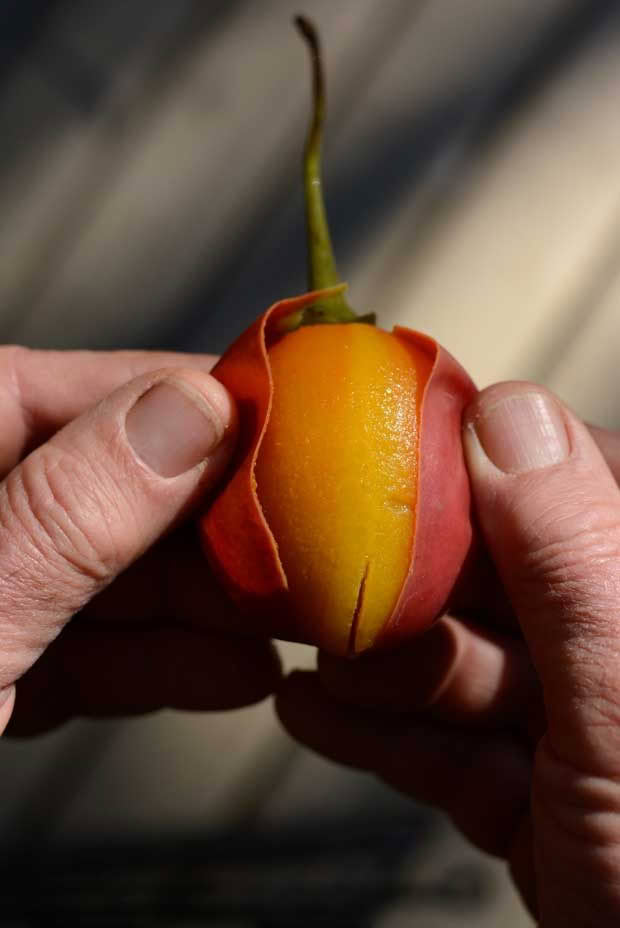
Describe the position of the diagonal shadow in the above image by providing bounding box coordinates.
[153,0,620,356]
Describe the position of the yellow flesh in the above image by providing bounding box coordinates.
[254,323,418,654]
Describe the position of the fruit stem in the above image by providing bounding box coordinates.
[295,16,373,326]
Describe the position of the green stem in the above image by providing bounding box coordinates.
[294,16,373,326]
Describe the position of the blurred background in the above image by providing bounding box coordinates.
[2,0,620,924]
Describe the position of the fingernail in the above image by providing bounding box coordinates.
[470,391,569,474]
[127,378,226,478]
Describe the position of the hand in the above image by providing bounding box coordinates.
[0,347,280,737]
[277,381,620,925]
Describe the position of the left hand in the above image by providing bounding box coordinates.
[0,347,281,737]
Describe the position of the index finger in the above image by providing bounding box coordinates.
[0,347,218,475]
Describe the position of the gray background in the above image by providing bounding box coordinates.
[2,1,620,924]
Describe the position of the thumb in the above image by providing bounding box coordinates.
[463,382,620,775]
[0,368,236,725]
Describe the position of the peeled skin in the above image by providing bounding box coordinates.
[200,289,477,656]
[256,323,421,655]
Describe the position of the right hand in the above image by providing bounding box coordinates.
[277,382,620,925]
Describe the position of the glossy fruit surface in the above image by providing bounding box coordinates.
[255,322,421,654]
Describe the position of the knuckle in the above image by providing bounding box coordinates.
[507,491,620,690]
[534,736,620,855]
[511,490,620,612]
[2,445,125,590]
[0,440,135,689]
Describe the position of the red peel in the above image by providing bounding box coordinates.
[201,291,322,640]
[200,290,476,652]
[380,327,477,647]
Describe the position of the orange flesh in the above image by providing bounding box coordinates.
[254,323,418,654]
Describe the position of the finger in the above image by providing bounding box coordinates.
[463,382,620,775]
[0,347,217,474]
[0,367,236,717]
[455,421,620,631]
[588,424,620,485]
[465,385,620,928]
[276,671,531,857]
[0,685,15,735]
[7,623,281,736]
[318,616,542,737]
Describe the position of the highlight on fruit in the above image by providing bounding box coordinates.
[200,16,476,656]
